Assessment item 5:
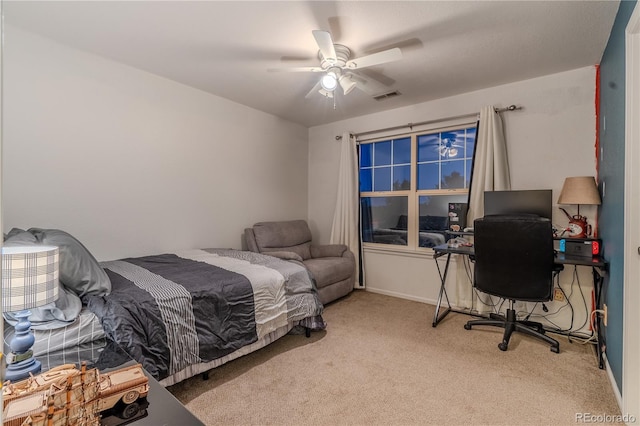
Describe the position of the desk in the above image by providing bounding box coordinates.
[431,243,608,368]
[431,244,475,328]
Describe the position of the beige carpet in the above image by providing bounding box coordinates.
[168,290,621,425]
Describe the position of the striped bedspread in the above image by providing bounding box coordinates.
[85,249,324,382]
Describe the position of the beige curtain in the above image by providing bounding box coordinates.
[454,106,511,308]
[330,133,363,288]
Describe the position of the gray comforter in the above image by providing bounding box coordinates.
[85,249,325,381]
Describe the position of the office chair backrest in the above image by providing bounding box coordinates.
[473,214,554,302]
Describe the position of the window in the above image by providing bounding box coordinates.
[360,125,476,250]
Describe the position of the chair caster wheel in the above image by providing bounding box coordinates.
[551,346,560,354]
[498,342,508,351]
[464,323,472,330]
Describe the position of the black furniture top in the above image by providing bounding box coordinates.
[432,243,607,268]
[42,340,204,426]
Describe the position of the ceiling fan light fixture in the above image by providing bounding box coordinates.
[318,88,334,98]
[320,72,338,92]
[339,74,357,95]
[275,30,403,100]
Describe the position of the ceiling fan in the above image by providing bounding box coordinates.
[421,132,466,159]
[437,135,464,158]
[271,30,403,99]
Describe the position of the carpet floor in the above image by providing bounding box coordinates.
[168,290,621,425]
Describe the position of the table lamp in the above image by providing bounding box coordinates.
[557,176,602,238]
[2,245,59,382]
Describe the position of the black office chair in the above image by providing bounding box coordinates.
[464,214,562,353]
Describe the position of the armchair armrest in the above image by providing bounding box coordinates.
[263,251,304,263]
[244,228,259,253]
[310,244,348,258]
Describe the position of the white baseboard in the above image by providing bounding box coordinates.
[603,354,623,413]
[363,287,478,313]
[364,287,437,305]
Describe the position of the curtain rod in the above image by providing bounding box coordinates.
[335,104,522,141]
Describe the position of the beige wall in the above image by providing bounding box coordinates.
[2,26,309,261]
[308,66,599,331]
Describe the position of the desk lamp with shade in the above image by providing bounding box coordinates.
[2,245,59,382]
[557,176,602,238]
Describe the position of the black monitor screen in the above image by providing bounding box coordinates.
[484,189,553,219]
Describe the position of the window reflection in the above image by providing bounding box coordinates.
[418,194,468,247]
[417,127,476,190]
[361,197,408,246]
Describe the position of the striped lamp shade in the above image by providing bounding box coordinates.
[2,246,59,312]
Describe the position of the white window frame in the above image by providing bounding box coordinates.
[360,121,477,253]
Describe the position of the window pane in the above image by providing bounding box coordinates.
[373,166,392,191]
[418,194,468,248]
[417,134,440,162]
[393,165,411,190]
[441,160,465,189]
[393,137,411,164]
[417,163,439,190]
[465,127,476,155]
[361,197,408,246]
[360,144,373,167]
[374,141,392,166]
[360,169,372,192]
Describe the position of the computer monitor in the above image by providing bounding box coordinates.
[483,189,553,220]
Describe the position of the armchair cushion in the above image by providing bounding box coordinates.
[310,244,347,259]
[303,257,354,290]
[251,220,312,260]
[262,250,304,263]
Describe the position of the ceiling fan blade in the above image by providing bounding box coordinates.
[348,72,389,96]
[312,30,337,62]
[346,47,403,70]
[305,81,322,99]
[268,66,324,73]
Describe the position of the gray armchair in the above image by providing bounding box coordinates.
[245,220,355,305]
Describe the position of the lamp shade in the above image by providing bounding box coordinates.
[2,245,59,312]
[557,176,602,205]
[339,74,357,95]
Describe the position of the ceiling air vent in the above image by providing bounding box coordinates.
[373,91,401,101]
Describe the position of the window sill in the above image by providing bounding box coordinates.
[363,244,435,259]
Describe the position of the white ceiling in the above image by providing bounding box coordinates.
[4,1,620,128]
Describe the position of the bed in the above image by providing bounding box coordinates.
[3,229,325,387]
